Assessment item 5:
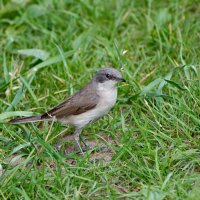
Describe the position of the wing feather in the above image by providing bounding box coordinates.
[41,83,99,119]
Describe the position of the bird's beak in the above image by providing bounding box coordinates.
[119,78,126,82]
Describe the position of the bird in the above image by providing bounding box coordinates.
[9,67,126,154]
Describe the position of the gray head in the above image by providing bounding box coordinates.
[94,68,125,85]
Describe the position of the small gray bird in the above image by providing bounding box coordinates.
[9,67,125,153]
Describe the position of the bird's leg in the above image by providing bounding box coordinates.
[74,128,84,154]
[79,135,89,149]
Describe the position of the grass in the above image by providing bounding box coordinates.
[0,0,200,199]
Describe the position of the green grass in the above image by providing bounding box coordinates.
[0,0,200,199]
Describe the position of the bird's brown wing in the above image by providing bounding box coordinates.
[41,84,99,119]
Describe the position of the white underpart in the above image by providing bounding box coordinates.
[61,80,118,128]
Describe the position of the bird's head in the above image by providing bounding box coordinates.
[93,67,125,89]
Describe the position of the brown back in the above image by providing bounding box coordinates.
[41,82,99,119]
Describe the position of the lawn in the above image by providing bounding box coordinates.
[0,0,200,199]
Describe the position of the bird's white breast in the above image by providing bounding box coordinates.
[62,81,117,128]
[97,81,117,111]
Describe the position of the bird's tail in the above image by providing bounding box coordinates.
[9,115,42,124]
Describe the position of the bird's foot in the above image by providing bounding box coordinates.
[79,135,90,150]
[77,144,91,155]
[90,158,100,163]
[54,141,63,152]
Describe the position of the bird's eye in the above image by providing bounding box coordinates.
[106,74,111,79]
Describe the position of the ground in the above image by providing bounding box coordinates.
[0,0,200,199]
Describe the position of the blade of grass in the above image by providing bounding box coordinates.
[6,87,23,112]
[20,76,39,106]
[3,53,9,84]
[17,49,50,61]
[27,50,74,76]
[0,111,36,121]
